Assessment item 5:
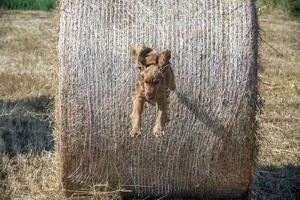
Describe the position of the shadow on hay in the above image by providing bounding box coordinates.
[0,95,54,157]
[175,91,230,135]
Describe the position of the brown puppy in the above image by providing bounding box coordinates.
[130,46,176,137]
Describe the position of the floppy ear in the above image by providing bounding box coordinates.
[138,47,153,65]
[130,47,152,62]
[131,46,153,72]
[158,50,171,69]
[130,47,143,72]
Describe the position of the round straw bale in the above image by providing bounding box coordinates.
[56,0,258,198]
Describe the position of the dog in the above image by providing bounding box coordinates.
[130,46,176,138]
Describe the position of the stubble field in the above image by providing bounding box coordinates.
[0,10,299,200]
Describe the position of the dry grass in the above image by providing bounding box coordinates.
[0,10,62,200]
[0,10,56,100]
[251,15,300,199]
[0,152,62,200]
[0,10,299,199]
[257,15,300,166]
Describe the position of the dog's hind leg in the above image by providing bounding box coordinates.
[130,96,145,138]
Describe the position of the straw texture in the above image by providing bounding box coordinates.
[57,0,258,198]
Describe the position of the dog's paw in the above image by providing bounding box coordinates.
[130,128,141,138]
[153,126,165,137]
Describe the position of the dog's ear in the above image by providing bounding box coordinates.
[130,47,138,61]
[138,47,153,65]
[158,50,171,70]
[139,47,153,56]
[130,47,152,61]
[131,46,153,72]
[130,47,143,72]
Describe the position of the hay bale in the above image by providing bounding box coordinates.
[56,0,258,198]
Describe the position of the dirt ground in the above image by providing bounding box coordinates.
[0,10,299,200]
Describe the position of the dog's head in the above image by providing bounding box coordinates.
[131,46,171,101]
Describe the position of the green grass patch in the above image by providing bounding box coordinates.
[0,0,56,11]
[1,0,299,15]
[257,0,300,16]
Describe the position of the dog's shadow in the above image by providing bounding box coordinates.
[175,90,231,136]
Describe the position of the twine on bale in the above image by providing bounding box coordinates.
[56,0,259,198]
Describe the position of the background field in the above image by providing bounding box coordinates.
[1,0,300,15]
[0,0,56,11]
[0,4,300,200]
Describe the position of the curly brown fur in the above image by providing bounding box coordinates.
[130,46,176,138]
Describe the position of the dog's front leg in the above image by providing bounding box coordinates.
[153,99,167,137]
[130,96,145,138]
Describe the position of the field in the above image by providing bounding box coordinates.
[0,10,300,200]
[0,0,56,11]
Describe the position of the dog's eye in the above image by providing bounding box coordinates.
[153,80,159,85]
[145,81,150,84]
